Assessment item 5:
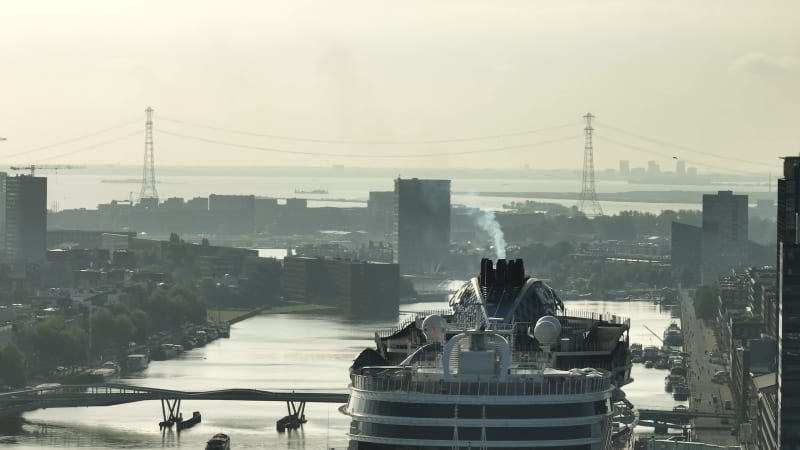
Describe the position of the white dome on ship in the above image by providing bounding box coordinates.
[533,316,561,345]
[421,315,447,343]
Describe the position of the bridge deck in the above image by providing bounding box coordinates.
[0,383,349,416]
[638,408,734,424]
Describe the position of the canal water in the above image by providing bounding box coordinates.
[12,299,681,449]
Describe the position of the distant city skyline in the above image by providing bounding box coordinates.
[0,1,797,172]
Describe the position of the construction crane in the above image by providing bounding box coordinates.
[642,325,664,344]
[9,164,85,176]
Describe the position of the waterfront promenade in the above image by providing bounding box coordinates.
[679,288,737,446]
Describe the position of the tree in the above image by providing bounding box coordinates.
[34,317,88,367]
[130,309,149,343]
[693,285,719,321]
[240,256,281,305]
[0,344,26,387]
[90,307,117,350]
[113,315,135,346]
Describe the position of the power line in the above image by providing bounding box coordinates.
[31,130,143,164]
[597,121,773,168]
[1,118,140,159]
[155,129,583,158]
[159,116,580,145]
[595,136,763,175]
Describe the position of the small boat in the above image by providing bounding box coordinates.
[206,433,230,450]
[195,330,208,347]
[673,383,690,401]
[126,354,149,372]
[663,323,684,347]
[86,361,121,381]
[665,374,685,392]
[177,411,202,430]
[642,346,659,362]
[217,323,230,338]
[670,365,687,377]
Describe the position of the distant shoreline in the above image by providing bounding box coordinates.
[101,179,177,184]
[459,190,774,204]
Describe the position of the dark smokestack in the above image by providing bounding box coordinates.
[507,259,517,287]
[480,258,490,285]
[495,259,508,287]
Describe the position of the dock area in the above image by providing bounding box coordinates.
[679,288,737,446]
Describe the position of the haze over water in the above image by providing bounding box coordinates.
[14,299,679,449]
[45,169,771,214]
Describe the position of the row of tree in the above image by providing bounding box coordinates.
[510,241,697,293]
[498,207,775,246]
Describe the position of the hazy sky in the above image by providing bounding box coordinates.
[1,0,798,173]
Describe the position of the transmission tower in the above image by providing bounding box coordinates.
[139,106,159,201]
[577,112,603,216]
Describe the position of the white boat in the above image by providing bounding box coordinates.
[126,354,149,372]
[344,258,634,450]
[87,361,121,381]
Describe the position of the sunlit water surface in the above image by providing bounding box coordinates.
[12,299,681,449]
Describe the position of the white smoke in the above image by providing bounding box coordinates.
[472,209,507,259]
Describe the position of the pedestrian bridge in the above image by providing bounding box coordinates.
[0,383,349,417]
[638,408,735,426]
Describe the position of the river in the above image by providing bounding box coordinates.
[12,299,682,449]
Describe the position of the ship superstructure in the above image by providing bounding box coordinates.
[345,258,634,450]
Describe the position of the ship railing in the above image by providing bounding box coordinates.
[351,372,611,396]
[375,309,452,338]
[445,322,515,333]
[559,309,631,327]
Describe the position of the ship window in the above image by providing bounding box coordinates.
[353,422,593,441]
[349,398,606,419]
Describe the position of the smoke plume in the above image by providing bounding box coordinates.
[473,210,507,259]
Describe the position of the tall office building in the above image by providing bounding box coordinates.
[647,160,660,175]
[779,156,800,447]
[0,174,47,273]
[676,160,686,176]
[619,160,630,177]
[700,190,748,284]
[394,178,450,274]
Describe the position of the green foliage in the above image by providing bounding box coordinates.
[0,344,27,387]
[144,284,206,330]
[512,240,675,292]
[239,256,280,305]
[130,309,149,342]
[90,304,150,350]
[90,307,118,349]
[693,284,720,321]
[34,317,88,366]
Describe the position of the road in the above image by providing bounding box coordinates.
[679,288,738,446]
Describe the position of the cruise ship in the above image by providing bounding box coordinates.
[345,258,634,450]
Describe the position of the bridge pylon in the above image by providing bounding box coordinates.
[277,400,307,432]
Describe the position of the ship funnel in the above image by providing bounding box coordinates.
[478,258,526,288]
[495,259,508,287]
